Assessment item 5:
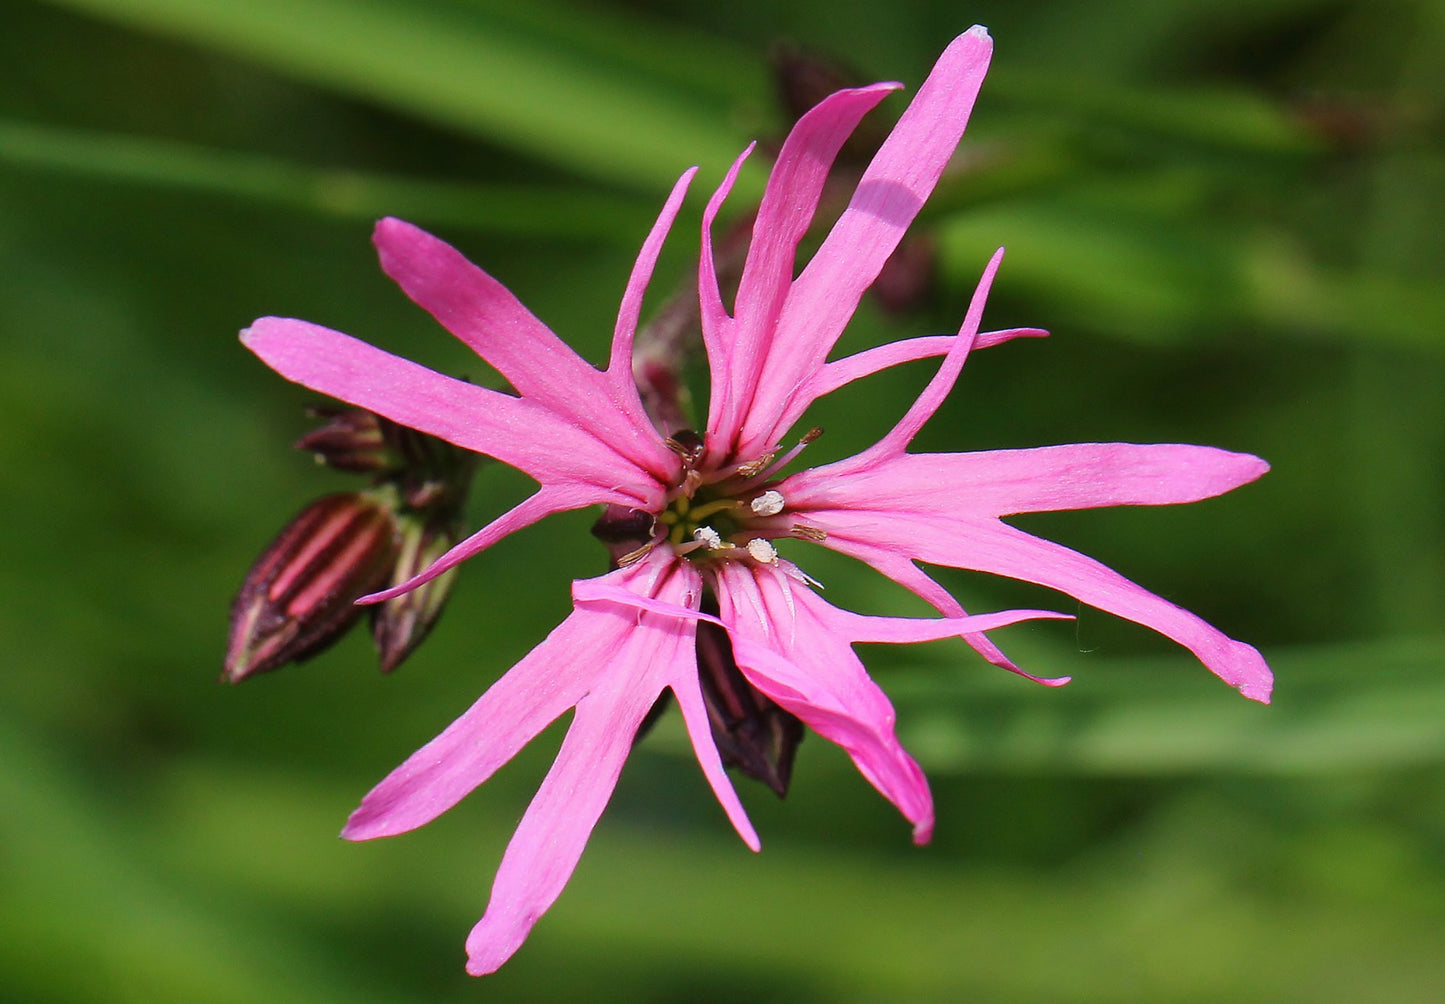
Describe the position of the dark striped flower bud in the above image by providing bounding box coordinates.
[224,492,398,682]
[295,407,393,473]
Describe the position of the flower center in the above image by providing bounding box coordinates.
[657,486,783,560]
[591,428,827,570]
[656,437,792,567]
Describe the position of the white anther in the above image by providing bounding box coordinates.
[745,538,778,564]
[750,490,785,517]
[692,526,723,549]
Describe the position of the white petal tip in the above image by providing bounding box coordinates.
[965,25,991,40]
[1240,682,1273,704]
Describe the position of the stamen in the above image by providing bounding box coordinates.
[617,539,659,567]
[750,427,824,483]
[692,526,724,550]
[664,430,706,464]
[681,469,703,498]
[787,563,825,589]
[746,538,778,564]
[750,490,785,517]
[733,450,778,480]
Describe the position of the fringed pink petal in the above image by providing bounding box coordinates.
[607,168,698,460]
[835,606,1073,644]
[714,84,899,447]
[785,526,1070,687]
[241,317,655,501]
[801,509,1272,703]
[372,218,597,407]
[738,27,995,453]
[463,558,703,975]
[792,444,1270,518]
[698,144,752,451]
[861,247,1002,460]
[463,647,674,974]
[805,327,1047,401]
[360,485,611,604]
[573,569,760,849]
[342,559,671,841]
[671,670,762,851]
[945,519,1273,702]
[373,218,674,478]
[573,577,722,626]
[714,564,935,843]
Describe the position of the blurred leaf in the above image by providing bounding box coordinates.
[939,199,1445,349]
[0,718,417,1004]
[1243,233,1445,350]
[0,118,655,236]
[899,636,1445,774]
[39,0,761,192]
[646,636,1445,775]
[989,68,1320,156]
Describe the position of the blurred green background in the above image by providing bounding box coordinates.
[3,0,1443,1000]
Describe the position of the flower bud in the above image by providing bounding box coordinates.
[224,493,398,682]
[695,618,802,798]
[870,233,937,314]
[371,512,464,674]
[771,43,887,167]
[296,407,393,473]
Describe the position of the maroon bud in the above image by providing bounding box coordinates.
[224,493,398,682]
[296,407,393,473]
[771,43,888,166]
[696,616,802,798]
[870,233,937,314]
[591,505,657,568]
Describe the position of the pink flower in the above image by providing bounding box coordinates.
[240,26,1271,975]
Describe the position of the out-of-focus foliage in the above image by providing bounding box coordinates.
[1,0,1441,999]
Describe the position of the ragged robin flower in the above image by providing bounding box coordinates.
[239,26,1271,975]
